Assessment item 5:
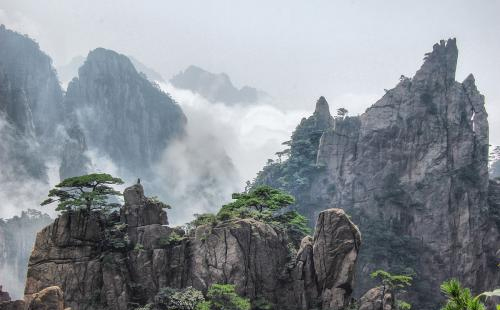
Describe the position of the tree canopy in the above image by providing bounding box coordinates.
[216,185,310,243]
[197,284,250,310]
[41,173,124,212]
[370,269,413,310]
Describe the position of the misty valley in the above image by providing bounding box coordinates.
[0,3,500,310]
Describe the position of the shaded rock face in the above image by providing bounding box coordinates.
[64,48,186,176]
[24,184,360,310]
[170,65,268,105]
[255,39,500,308]
[0,24,64,180]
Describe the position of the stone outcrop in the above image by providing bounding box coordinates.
[26,286,65,310]
[24,184,360,310]
[313,209,361,310]
[0,286,11,302]
[255,39,500,308]
[0,286,66,310]
[358,287,394,310]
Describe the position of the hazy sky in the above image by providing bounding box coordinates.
[1,0,499,143]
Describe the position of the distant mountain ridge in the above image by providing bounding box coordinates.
[56,54,166,87]
[170,65,269,105]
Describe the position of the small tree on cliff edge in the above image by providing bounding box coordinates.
[370,270,412,310]
[41,173,124,212]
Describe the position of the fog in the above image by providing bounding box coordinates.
[0,0,499,142]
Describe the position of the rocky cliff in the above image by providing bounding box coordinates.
[63,48,186,177]
[24,183,361,310]
[255,39,500,308]
[0,24,64,180]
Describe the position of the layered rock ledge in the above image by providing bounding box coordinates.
[24,184,361,310]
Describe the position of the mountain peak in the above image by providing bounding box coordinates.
[414,38,458,85]
[314,96,331,116]
[170,65,267,105]
[81,48,137,78]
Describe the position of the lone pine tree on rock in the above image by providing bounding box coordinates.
[41,173,124,212]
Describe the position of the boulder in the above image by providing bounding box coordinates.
[27,286,65,310]
[358,287,394,310]
[313,209,361,309]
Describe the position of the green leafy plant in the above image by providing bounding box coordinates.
[154,287,205,310]
[159,232,186,247]
[370,269,412,310]
[41,173,124,212]
[441,279,500,310]
[197,284,250,310]
[216,186,310,243]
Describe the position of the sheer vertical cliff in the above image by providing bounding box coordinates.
[0,24,64,180]
[63,48,186,177]
[255,39,500,308]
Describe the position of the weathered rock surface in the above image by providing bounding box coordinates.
[314,209,361,310]
[358,287,394,310]
[26,286,65,310]
[0,286,11,302]
[24,184,360,310]
[255,39,500,308]
[0,286,66,310]
[64,48,186,175]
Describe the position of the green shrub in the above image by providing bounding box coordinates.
[199,284,250,310]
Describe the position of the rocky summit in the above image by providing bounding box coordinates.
[62,48,186,177]
[23,183,361,310]
[254,39,500,308]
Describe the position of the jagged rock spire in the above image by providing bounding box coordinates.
[413,38,458,86]
[313,96,333,129]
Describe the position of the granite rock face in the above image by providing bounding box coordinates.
[24,184,360,310]
[0,24,64,180]
[0,286,66,310]
[255,39,500,308]
[63,48,186,176]
[358,287,394,310]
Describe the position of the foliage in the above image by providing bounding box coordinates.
[252,108,330,218]
[397,300,412,310]
[440,279,485,310]
[216,186,310,242]
[103,220,130,251]
[336,107,348,117]
[371,269,413,310]
[370,270,413,290]
[154,287,205,310]
[251,296,274,310]
[440,279,500,310]
[198,284,250,310]
[188,213,219,229]
[148,196,172,209]
[41,173,124,212]
[159,232,186,247]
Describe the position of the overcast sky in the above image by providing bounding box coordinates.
[1,0,499,143]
